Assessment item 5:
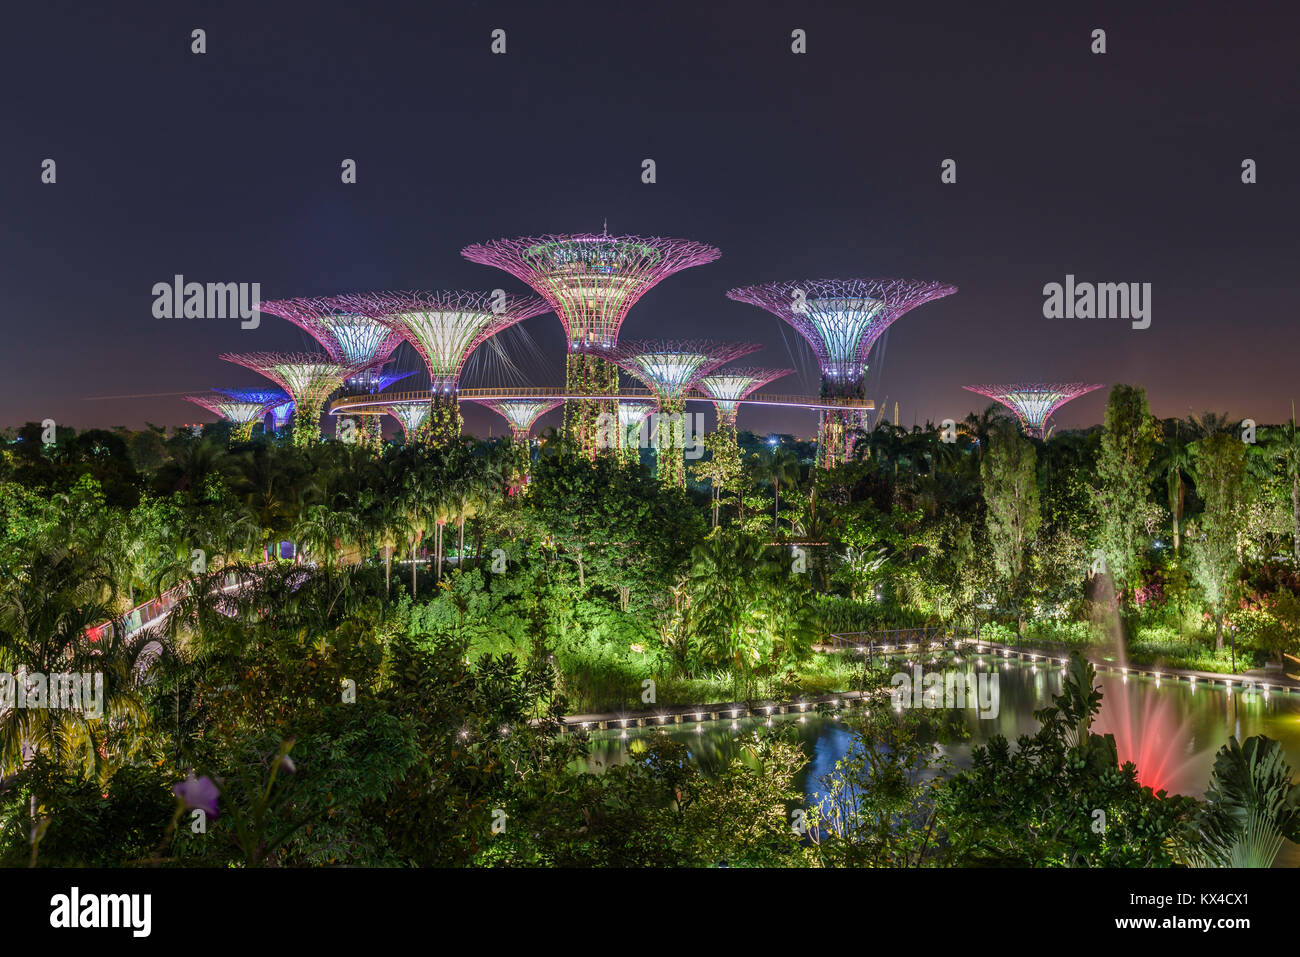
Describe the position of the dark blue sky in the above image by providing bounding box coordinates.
[4,0,1297,438]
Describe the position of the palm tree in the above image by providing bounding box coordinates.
[1188,735,1300,867]
[1151,419,1194,551]
[0,542,153,794]
[757,446,800,534]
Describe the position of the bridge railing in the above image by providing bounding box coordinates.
[330,387,874,413]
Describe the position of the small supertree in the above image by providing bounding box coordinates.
[962,382,1104,439]
[726,278,956,466]
[182,392,268,443]
[467,398,564,442]
[463,233,721,454]
[219,352,357,446]
[616,398,657,465]
[696,367,793,435]
[341,368,417,445]
[611,339,760,485]
[266,400,294,434]
[381,401,432,443]
[211,387,289,439]
[364,290,549,444]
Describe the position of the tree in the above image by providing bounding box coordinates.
[756,446,800,535]
[1188,432,1250,654]
[1093,385,1157,611]
[1186,735,1300,868]
[1151,419,1194,551]
[981,422,1041,633]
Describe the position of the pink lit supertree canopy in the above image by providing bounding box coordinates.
[362,290,550,443]
[962,382,1105,439]
[219,352,358,446]
[462,233,721,454]
[610,338,760,485]
[256,296,406,370]
[726,278,957,466]
[467,398,564,442]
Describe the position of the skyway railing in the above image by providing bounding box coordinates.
[330,387,874,414]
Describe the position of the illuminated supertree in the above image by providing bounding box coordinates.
[462,233,721,454]
[378,401,432,442]
[616,398,657,464]
[726,278,957,466]
[366,290,549,444]
[340,368,417,445]
[962,382,1104,439]
[467,398,564,442]
[266,400,295,435]
[696,367,793,435]
[182,392,269,442]
[610,339,760,485]
[219,352,357,446]
[211,387,289,437]
[257,295,406,369]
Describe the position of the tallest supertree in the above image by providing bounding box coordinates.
[462,233,721,454]
[726,278,957,467]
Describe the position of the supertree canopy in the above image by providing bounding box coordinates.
[366,290,549,444]
[963,382,1104,439]
[257,296,406,370]
[182,392,269,442]
[219,352,357,446]
[611,339,760,485]
[696,367,793,433]
[467,398,564,442]
[726,277,957,466]
[462,233,721,454]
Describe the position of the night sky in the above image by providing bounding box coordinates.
[4,1,1297,439]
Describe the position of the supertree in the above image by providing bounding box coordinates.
[256,295,407,369]
[266,400,295,435]
[610,339,760,485]
[726,278,957,466]
[696,367,793,435]
[219,352,357,446]
[181,392,270,442]
[467,398,564,442]
[365,290,549,444]
[211,387,289,437]
[340,368,417,445]
[380,401,432,443]
[962,382,1104,439]
[616,398,657,465]
[462,233,721,454]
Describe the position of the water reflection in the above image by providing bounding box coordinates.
[581,657,1300,803]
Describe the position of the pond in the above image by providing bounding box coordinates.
[580,656,1300,861]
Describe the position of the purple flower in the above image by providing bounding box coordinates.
[276,755,296,775]
[173,773,220,819]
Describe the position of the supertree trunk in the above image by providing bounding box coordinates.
[427,395,462,445]
[293,401,323,446]
[819,409,848,468]
[655,400,688,486]
[565,351,619,456]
